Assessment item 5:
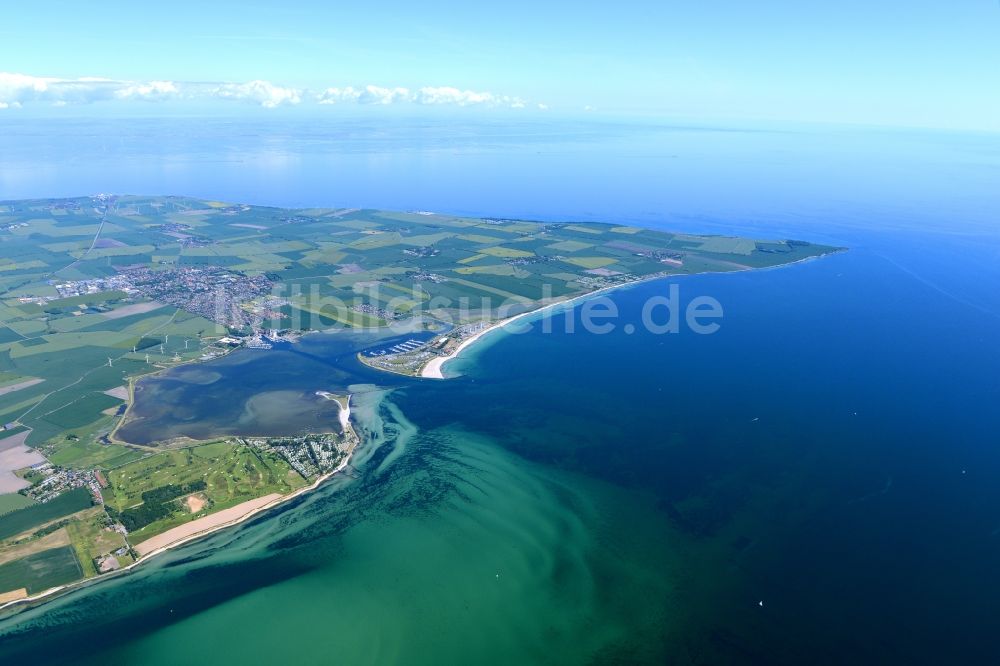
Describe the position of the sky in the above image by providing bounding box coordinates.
[1,0,999,130]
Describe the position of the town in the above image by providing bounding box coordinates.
[51,265,275,329]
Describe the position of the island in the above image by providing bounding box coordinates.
[0,195,841,609]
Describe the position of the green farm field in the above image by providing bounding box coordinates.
[0,488,94,541]
[0,494,35,517]
[0,545,83,595]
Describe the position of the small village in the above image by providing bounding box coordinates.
[18,463,105,505]
[243,431,352,480]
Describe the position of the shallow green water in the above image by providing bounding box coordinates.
[0,388,681,664]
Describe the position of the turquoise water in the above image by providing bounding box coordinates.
[1,120,999,663]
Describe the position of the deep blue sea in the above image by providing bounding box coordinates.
[0,116,998,664]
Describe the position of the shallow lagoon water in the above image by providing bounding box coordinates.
[1,119,999,663]
[117,328,412,444]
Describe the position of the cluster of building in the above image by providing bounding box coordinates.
[635,249,685,263]
[150,222,192,234]
[243,433,348,479]
[277,214,312,224]
[210,329,301,355]
[357,321,492,375]
[361,346,437,375]
[148,222,210,246]
[47,200,84,211]
[352,303,399,320]
[53,275,129,300]
[53,265,274,329]
[124,265,274,328]
[22,463,104,504]
[16,295,50,306]
[243,334,273,350]
[249,296,291,323]
[574,272,639,290]
[454,321,490,337]
[94,542,132,574]
[180,236,213,248]
[361,336,440,375]
[403,246,440,258]
[410,272,448,284]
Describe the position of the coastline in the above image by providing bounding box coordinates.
[0,401,359,615]
[132,424,356,560]
[0,251,842,615]
[420,273,672,379]
[418,251,842,379]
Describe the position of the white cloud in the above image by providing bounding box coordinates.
[1,72,529,111]
[412,86,525,108]
[115,80,180,101]
[358,85,411,105]
[316,87,351,104]
[0,72,119,106]
[0,72,299,108]
[317,84,524,108]
[210,80,301,108]
[0,72,55,102]
[316,85,411,105]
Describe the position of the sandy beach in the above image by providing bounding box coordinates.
[421,312,536,379]
[134,493,284,556]
[338,394,351,431]
[418,253,837,380]
[133,420,359,560]
[419,275,667,379]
